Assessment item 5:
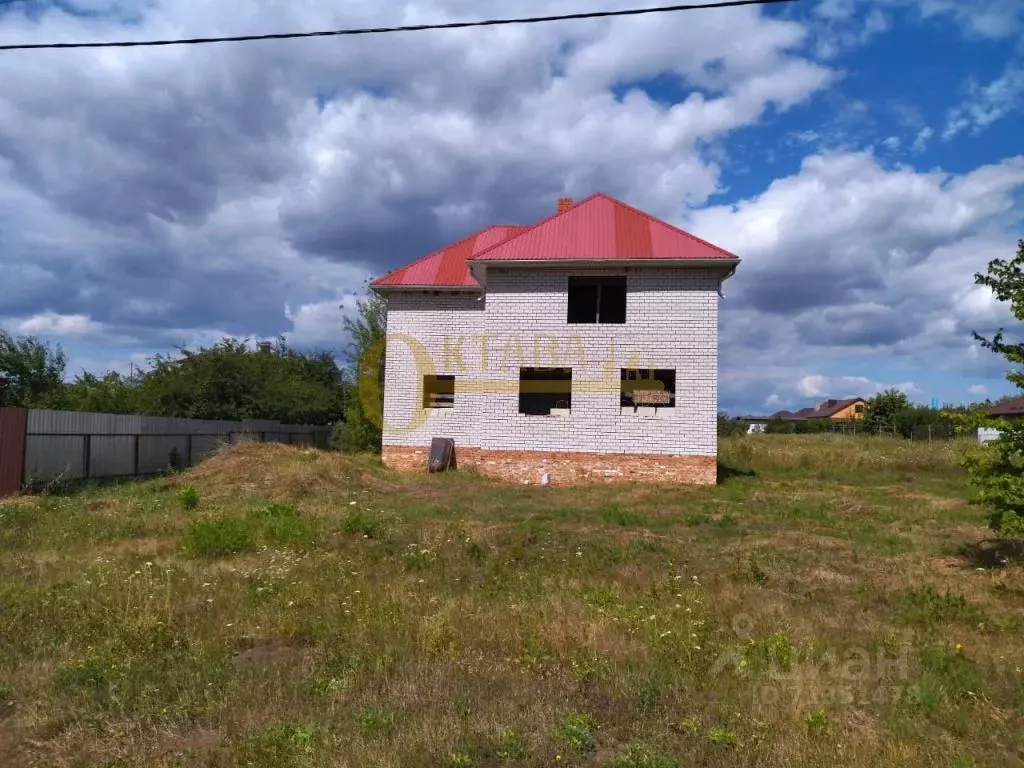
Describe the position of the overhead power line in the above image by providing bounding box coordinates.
[0,0,799,52]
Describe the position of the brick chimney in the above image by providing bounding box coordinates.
[557,197,574,214]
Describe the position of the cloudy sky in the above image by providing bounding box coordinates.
[0,0,1022,414]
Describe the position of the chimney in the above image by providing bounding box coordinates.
[557,197,574,214]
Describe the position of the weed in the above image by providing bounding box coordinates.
[679,716,702,736]
[495,729,529,760]
[238,723,319,767]
[558,712,597,753]
[716,514,737,528]
[182,517,255,557]
[0,503,40,549]
[403,548,436,570]
[707,727,739,748]
[342,509,387,538]
[919,646,986,703]
[748,631,792,671]
[569,649,607,683]
[357,705,394,737]
[903,682,942,712]
[613,745,679,767]
[601,504,645,527]
[684,513,711,527]
[805,708,830,736]
[250,502,318,547]
[749,559,769,586]
[448,747,475,767]
[634,671,666,714]
[900,587,988,628]
[177,484,199,510]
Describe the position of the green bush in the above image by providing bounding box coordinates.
[182,517,255,557]
[177,484,199,510]
[250,502,318,547]
[237,724,319,768]
[342,509,387,539]
[717,413,748,438]
[558,713,597,754]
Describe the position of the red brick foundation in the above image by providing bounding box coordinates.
[381,445,717,486]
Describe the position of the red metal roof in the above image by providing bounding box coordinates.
[990,396,1024,416]
[469,193,738,263]
[371,225,528,288]
[371,193,736,289]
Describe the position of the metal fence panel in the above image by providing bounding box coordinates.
[190,435,225,462]
[89,435,137,477]
[27,409,144,436]
[25,435,87,481]
[8,408,334,489]
[138,435,191,475]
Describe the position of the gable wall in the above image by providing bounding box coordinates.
[380,267,721,458]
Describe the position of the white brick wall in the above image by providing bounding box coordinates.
[380,266,722,456]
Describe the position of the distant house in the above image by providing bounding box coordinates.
[771,398,866,422]
[990,397,1024,420]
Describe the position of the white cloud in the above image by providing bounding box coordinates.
[968,384,989,396]
[0,0,1021,416]
[911,126,932,153]
[11,312,98,336]
[284,295,361,347]
[908,0,1024,38]
[689,150,1024,409]
[943,65,1024,139]
[0,0,834,359]
[796,374,919,399]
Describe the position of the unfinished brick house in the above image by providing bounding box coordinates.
[370,193,740,485]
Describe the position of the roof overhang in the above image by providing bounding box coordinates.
[468,257,740,288]
[370,283,483,296]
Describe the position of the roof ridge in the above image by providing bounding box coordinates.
[591,192,739,259]
[466,192,605,262]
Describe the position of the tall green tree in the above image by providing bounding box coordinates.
[0,330,67,407]
[333,287,386,452]
[63,371,140,414]
[965,239,1024,537]
[863,389,912,436]
[135,337,345,425]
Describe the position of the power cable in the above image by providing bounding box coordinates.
[0,0,800,52]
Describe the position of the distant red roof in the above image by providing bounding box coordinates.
[771,398,866,420]
[371,193,737,289]
[371,225,528,288]
[990,396,1024,416]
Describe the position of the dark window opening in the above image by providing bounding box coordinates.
[620,369,676,408]
[423,375,455,408]
[519,367,572,415]
[567,277,626,324]
[854,403,864,414]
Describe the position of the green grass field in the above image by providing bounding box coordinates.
[1,436,1022,767]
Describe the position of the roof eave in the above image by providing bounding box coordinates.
[370,283,483,295]
[467,257,741,269]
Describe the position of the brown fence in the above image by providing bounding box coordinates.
[0,408,28,498]
[0,408,332,498]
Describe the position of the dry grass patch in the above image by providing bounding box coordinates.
[0,438,1022,767]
